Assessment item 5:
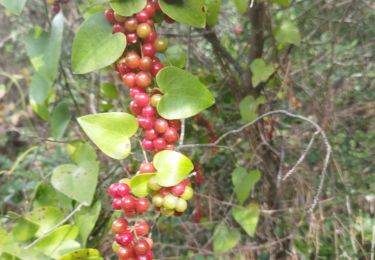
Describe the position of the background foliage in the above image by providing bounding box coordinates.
[0,0,374,259]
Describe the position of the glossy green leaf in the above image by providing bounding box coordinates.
[239,95,266,123]
[159,0,206,28]
[274,20,301,46]
[110,0,147,16]
[100,83,118,99]
[232,203,260,236]
[232,168,261,205]
[232,0,248,14]
[250,58,275,87]
[34,225,80,258]
[59,248,102,260]
[51,161,99,206]
[25,13,64,82]
[51,101,71,139]
[74,201,101,247]
[26,207,64,237]
[156,67,215,119]
[11,218,39,242]
[164,45,186,68]
[77,112,138,159]
[71,12,126,74]
[205,0,221,26]
[0,0,27,15]
[154,150,194,187]
[130,173,156,198]
[213,224,240,253]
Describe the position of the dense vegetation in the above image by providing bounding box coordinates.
[0,0,374,259]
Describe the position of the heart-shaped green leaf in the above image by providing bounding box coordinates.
[32,183,72,210]
[77,112,138,160]
[239,95,266,123]
[34,225,80,258]
[274,20,301,46]
[110,0,147,16]
[213,224,240,253]
[71,12,126,74]
[26,207,64,237]
[25,12,64,82]
[51,161,99,206]
[154,150,194,187]
[250,58,275,87]
[159,0,206,28]
[156,67,215,119]
[232,203,260,236]
[164,45,186,68]
[0,0,27,15]
[232,168,261,205]
[130,173,156,198]
[59,248,102,260]
[74,201,101,247]
[205,0,221,26]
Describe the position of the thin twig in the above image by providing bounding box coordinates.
[178,110,332,213]
[282,131,319,181]
[24,203,84,249]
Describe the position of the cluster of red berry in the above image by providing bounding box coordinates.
[105,1,195,259]
[108,182,153,259]
[49,0,69,13]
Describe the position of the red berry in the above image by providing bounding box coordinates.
[164,127,179,143]
[123,73,136,88]
[126,32,138,44]
[135,72,151,88]
[134,93,150,107]
[146,19,155,28]
[144,237,154,249]
[182,178,191,186]
[113,23,125,33]
[130,87,146,97]
[171,182,186,196]
[125,52,141,69]
[112,218,128,234]
[108,183,119,197]
[145,129,158,140]
[134,239,150,256]
[158,187,169,197]
[135,221,150,236]
[105,9,116,24]
[142,139,154,150]
[139,56,152,71]
[118,63,130,75]
[165,144,174,150]
[150,62,164,77]
[138,117,154,130]
[144,4,156,17]
[152,0,161,11]
[129,101,142,115]
[153,137,166,150]
[144,30,157,44]
[142,43,156,57]
[142,105,156,118]
[118,231,134,246]
[112,198,122,210]
[117,245,135,259]
[136,11,149,23]
[154,118,168,133]
[121,195,136,211]
[136,198,150,213]
[140,162,155,173]
[124,17,138,32]
[117,183,131,197]
[169,120,181,130]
